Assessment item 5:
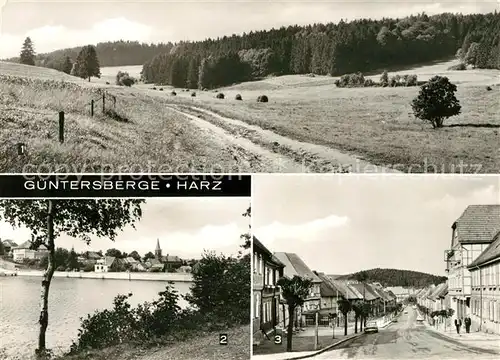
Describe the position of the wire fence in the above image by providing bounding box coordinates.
[90,92,117,117]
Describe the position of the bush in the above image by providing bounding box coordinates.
[56,265,65,271]
[335,72,365,87]
[105,81,110,85]
[191,91,196,97]
[171,90,177,96]
[257,95,268,102]
[115,71,136,87]
[448,63,467,71]
[405,74,418,86]
[152,87,157,90]
[364,79,375,87]
[380,70,389,86]
[104,108,129,122]
[83,263,94,272]
[235,94,242,100]
[486,86,492,91]
[216,92,225,99]
[159,88,163,91]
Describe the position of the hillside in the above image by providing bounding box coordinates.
[339,268,448,288]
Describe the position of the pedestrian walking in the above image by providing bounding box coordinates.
[454,318,462,334]
[464,317,471,333]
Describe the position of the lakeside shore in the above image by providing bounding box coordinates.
[2,269,193,282]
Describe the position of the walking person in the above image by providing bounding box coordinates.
[454,318,462,335]
[465,316,471,333]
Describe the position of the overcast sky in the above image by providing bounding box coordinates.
[0,0,498,58]
[1,197,250,258]
[253,175,500,276]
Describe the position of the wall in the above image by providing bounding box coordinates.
[15,270,193,282]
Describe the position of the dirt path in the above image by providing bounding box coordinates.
[166,104,399,173]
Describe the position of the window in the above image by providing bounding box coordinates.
[255,293,260,319]
[253,252,257,273]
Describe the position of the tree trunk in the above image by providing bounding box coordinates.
[360,316,363,332]
[88,77,91,82]
[37,200,56,355]
[354,315,358,333]
[286,306,295,352]
[344,313,348,336]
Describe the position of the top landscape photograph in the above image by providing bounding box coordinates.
[0,0,499,174]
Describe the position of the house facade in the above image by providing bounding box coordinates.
[468,230,500,334]
[1,239,18,256]
[274,252,322,329]
[12,240,48,262]
[252,237,285,345]
[94,256,116,272]
[445,205,500,322]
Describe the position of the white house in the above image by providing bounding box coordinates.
[12,240,48,262]
[94,256,116,272]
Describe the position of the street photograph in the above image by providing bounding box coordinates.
[252,174,500,359]
[1,1,499,172]
[0,197,251,360]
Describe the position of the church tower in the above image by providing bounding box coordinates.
[155,238,162,260]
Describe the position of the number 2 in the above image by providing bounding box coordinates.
[219,334,228,345]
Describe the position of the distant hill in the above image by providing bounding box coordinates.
[4,40,174,71]
[338,268,447,288]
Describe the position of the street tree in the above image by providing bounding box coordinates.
[62,56,73,74]
[337,298,352,336]
[411,76,461,128]
[129,250,141,261]
[361,302,372,328]
[105,248,122,258]
[277,275,313,351]
[20,37,36,66]
[0,199,144,357]
[352,302,362,333]
[143,251,155,262]
[74,45,101,81]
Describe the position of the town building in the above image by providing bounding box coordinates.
[94,256,116,272]
[468,230,500,334]
[252,237,285,345]
[445,205,500,323]
[1,239,18,256]
[384,286,420,303]
[12,240,48,262]
[155,239,183,271]
[274,252,322,329]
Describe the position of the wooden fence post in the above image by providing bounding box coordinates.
[102,93,105,113]
[58,111,64,143]
[113,96,116,109]
[91,99,94,117]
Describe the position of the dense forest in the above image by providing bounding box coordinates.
[6,12,500,89]
[5,40,174,70]
[141,12,500,89]
[340,268,448,288]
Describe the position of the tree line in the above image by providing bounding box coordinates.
[341,268,448,288]
[141,12,500,89]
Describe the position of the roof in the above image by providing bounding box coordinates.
[468,230,500,268]
[274,252,321,283]
[14,240,34,250]
[124,257,138,264]
[370,285,392,301]
[151,263,165,269]
[330,279,363,300]
[87,251,102,259]
[2,240,18,247]
[163,255,182,263]
[253,237,285,268]
[104,256,116,266]
[314,272,343,297]
[349,282,380,301]
[385,290,397,300]
[327,274,343,279]
[428,283,447,300]
[453,205,500,245]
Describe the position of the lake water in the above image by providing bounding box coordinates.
[0,276,191,359]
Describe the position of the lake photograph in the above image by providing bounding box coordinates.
[0,197,251,360]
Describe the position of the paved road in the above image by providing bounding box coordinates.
[314,307,499,359]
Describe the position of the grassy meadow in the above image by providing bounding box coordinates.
[158,60,500,173]
[0,62,255,173]
[1,59,499,173]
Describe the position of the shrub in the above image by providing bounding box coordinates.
[83,263,94,272]
[235,94,242,100]
[152,87,157,90]
[159,88,163,91]
[105,81,110,85]
[191,91,196,97]
[364,79,375,87]
[56,265,65,271]
[335,72,365,87]
[486,86,492,91]
[257,95,268,102]
[171,90,177,96]
[104,108,129,122]
[448,63,467,71]
[406,74,418,87]
[115,71,136,87]
[380,70,389,86]
[216,92,225,99]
